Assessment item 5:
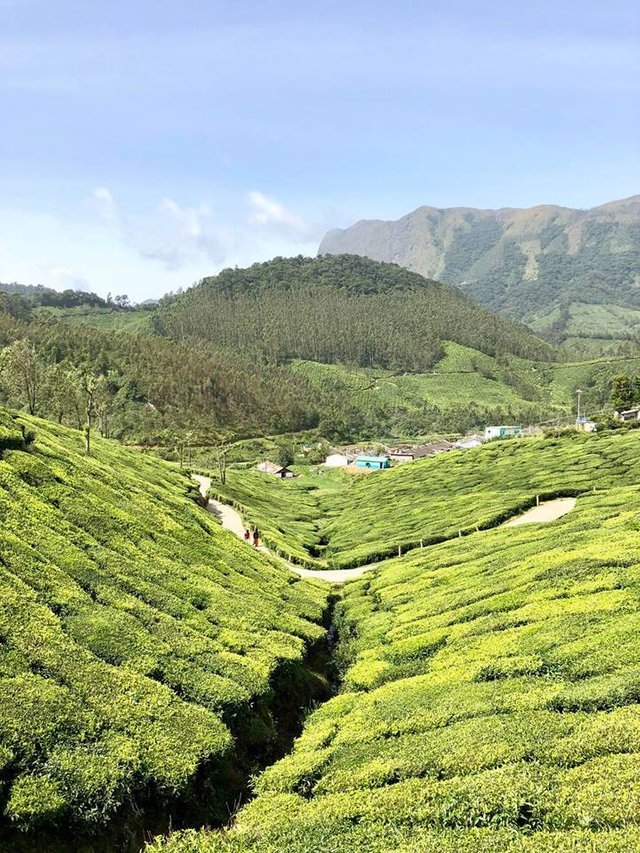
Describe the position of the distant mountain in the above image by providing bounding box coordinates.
[152,254,553,371]
[319,196,640,349]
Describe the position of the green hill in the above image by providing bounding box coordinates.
[0,407,329,847]
[318,195,640,351]
[149,436,640,853]
[210,428,640,568]
[152,255,554,371]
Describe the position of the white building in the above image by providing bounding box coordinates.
[324,453,349,468]
[484,425,522,440]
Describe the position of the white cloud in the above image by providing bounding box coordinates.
[91,187,224,271]
[92,186,120,223]
[247,191,323,242]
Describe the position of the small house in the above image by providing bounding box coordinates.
[324,453,349,468]
[420,440,455,456]
[387,446,416,464]
[387,441,454,463]
[615,407,640,422]
[484,425,522,440]
[256,460,295,478]
[455,433,484,450]
[355,455,391,470]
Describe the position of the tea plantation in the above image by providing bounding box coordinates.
[150,479,640,853]
[0,408,329,844]
[213,429,640,568]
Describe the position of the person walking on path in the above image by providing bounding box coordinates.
[252,527,260,548]
[244,528,251,543]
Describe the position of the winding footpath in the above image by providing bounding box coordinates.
[192,475,577,585]
[504,497,576,526]
[192,475,373,583]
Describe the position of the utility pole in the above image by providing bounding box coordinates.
[576,388,583,420]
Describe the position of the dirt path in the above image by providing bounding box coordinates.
[192,475,578,583]
[192,475,373,583]
[503,498,577,526]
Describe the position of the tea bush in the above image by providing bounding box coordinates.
[152,478,640,852]
[0,408,328,833]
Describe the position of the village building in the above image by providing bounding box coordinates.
[355,455,391,470]
[484,425,522,440]
[614,407,640,422]
[324,453,349,468]
[455,433,484,450]
[256,460,296,478]
[387,441,455,463]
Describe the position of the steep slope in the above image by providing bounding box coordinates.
[0,408,328,846]
[150,443,640,853]
[319,195,640,344]
[152,255,553,371]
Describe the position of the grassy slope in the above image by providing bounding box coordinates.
[0,408,328,834]
[36,305,153,333]
[151,459,640,852]
[290,341,552,415]
[208,467,347,567]
[211,429,640,568]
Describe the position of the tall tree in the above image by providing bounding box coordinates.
[0,338,42,415]
[611,375,636,411]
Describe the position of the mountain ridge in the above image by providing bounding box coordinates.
[319,195,640,347]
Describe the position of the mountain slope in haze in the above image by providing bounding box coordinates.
[152,255,553,371]
[318,196,640,346]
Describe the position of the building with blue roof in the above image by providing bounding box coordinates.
[355,455,391,470]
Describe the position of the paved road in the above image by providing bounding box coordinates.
[192,475,373,583]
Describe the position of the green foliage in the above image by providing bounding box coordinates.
[212,429,640,568]
[0,407,328,834]
[150,477,640,851]
[153,255,554,370]
[610,374,638,411]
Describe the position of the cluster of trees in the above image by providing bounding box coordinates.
[153,255,554,371]
[610,374,640,411]
[0,308,326,445]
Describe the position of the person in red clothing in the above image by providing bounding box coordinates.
[252,527,260,548]
[244,529,251,543]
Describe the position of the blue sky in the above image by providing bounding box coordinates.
[1,0,639,300]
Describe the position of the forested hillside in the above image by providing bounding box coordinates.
[0,407,329,848]
[0,299,323,443]
[319,195,640,350]
[152,256,554,371]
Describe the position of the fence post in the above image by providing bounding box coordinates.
[536,494,540,506]
[458,530,462,538]
[398,545,402,557]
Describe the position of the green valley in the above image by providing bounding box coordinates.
[149,430,640,853]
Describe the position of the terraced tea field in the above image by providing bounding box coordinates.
[151,480,640,853]
[0,408,329,847]
[213,429,640,568]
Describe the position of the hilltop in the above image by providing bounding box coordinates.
[152,254,553,371]
[319,195,640,351]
